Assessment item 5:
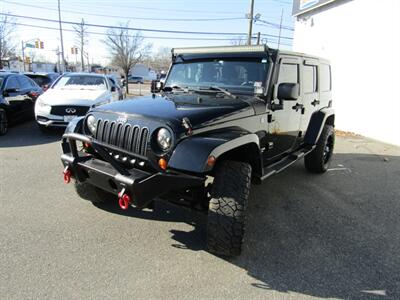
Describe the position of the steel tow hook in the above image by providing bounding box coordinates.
[118,189,131,210]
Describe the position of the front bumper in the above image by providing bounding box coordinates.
[36,115,69,127]
[61,133,205,209]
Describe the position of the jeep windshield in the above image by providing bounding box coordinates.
[165,58,268,95]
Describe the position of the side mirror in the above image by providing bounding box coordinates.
[111,86,116,92]
[277,83,299,101]
[151,80,163,93]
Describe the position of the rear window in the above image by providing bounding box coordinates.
[28,75,51,87]
[319,64,331,92]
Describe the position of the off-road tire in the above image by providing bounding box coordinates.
[0,108,8,136]
[305,124,335,173]
[207,160,252,257]
[74,181,116,204]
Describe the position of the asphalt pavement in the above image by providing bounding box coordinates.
[1,121,399,299]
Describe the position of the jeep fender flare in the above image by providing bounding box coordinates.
[168,132,261,174]
[304,108,335,145]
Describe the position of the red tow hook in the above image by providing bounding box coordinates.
[63,167,72,184]
[118,190,131,210]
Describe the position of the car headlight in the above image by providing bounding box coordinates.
[36,99,50,108]
[86,115,97,134]
[157,128,172,151]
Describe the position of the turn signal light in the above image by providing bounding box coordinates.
[158,158,167,170]
[207,156,216,167]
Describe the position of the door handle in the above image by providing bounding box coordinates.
[311,99,320,106]
[292,103,304,112]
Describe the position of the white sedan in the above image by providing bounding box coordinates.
[35,73,121,130]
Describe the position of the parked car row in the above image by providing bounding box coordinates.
[0,73,43,135]
[0,72,126,136]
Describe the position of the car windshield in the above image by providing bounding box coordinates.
[165,58,268,93]
[53,75,107,90]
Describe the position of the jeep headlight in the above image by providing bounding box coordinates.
[157,128,172,151]
[86,115,97,134]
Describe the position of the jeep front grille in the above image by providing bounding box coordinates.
[94,119,149,156]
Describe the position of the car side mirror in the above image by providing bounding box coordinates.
[277,83,299,101]
[111,86,116,92]
[151,80,163,93]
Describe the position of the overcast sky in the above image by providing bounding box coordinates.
[1,0,294,65]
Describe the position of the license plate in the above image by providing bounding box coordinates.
[64,115,77,122]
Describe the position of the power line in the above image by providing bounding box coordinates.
[1,12,294,40]
[0,12,248,36]
[256,20,294,31]
[2,0,246,22]
[10,21,292,46]
[18,0,247,15]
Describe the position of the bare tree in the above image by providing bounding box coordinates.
[230,36,247,46]
[0,14,17,69]
[73,18,89,72]
[104,24,151,94]
[144,47,171,74]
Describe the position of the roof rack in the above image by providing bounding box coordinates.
[172,44,269,55]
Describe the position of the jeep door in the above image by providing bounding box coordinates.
[300,59,319,134]
[266,57,302,159]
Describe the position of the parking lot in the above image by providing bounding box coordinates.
[1,121,399,299]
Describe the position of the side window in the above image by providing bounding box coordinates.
[303,65,317,93]
[5,76,20,90]
[17,76,33,88]
[278,63,299,84]
[319,64,331,92]
[108,78,116,87]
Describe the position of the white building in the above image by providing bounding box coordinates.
[130,63,157,81]
[292,0,400,145]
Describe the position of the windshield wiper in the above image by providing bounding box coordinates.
[163,85,186,92]
[204,86,237,99]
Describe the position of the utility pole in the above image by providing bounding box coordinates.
[58,0,66,72]
[277,8,284,49]
[256,32,261,45]
[56,47,61,73]
[21,41,25,72]
[247,0,255,45]
[80,29,84,71]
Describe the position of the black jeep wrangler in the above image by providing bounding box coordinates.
[61,45,335,257]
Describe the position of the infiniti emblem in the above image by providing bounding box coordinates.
[65,108,77,114]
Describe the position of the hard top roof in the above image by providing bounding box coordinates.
[172,44,329,63]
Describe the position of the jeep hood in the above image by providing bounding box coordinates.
[94,94,255,129]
